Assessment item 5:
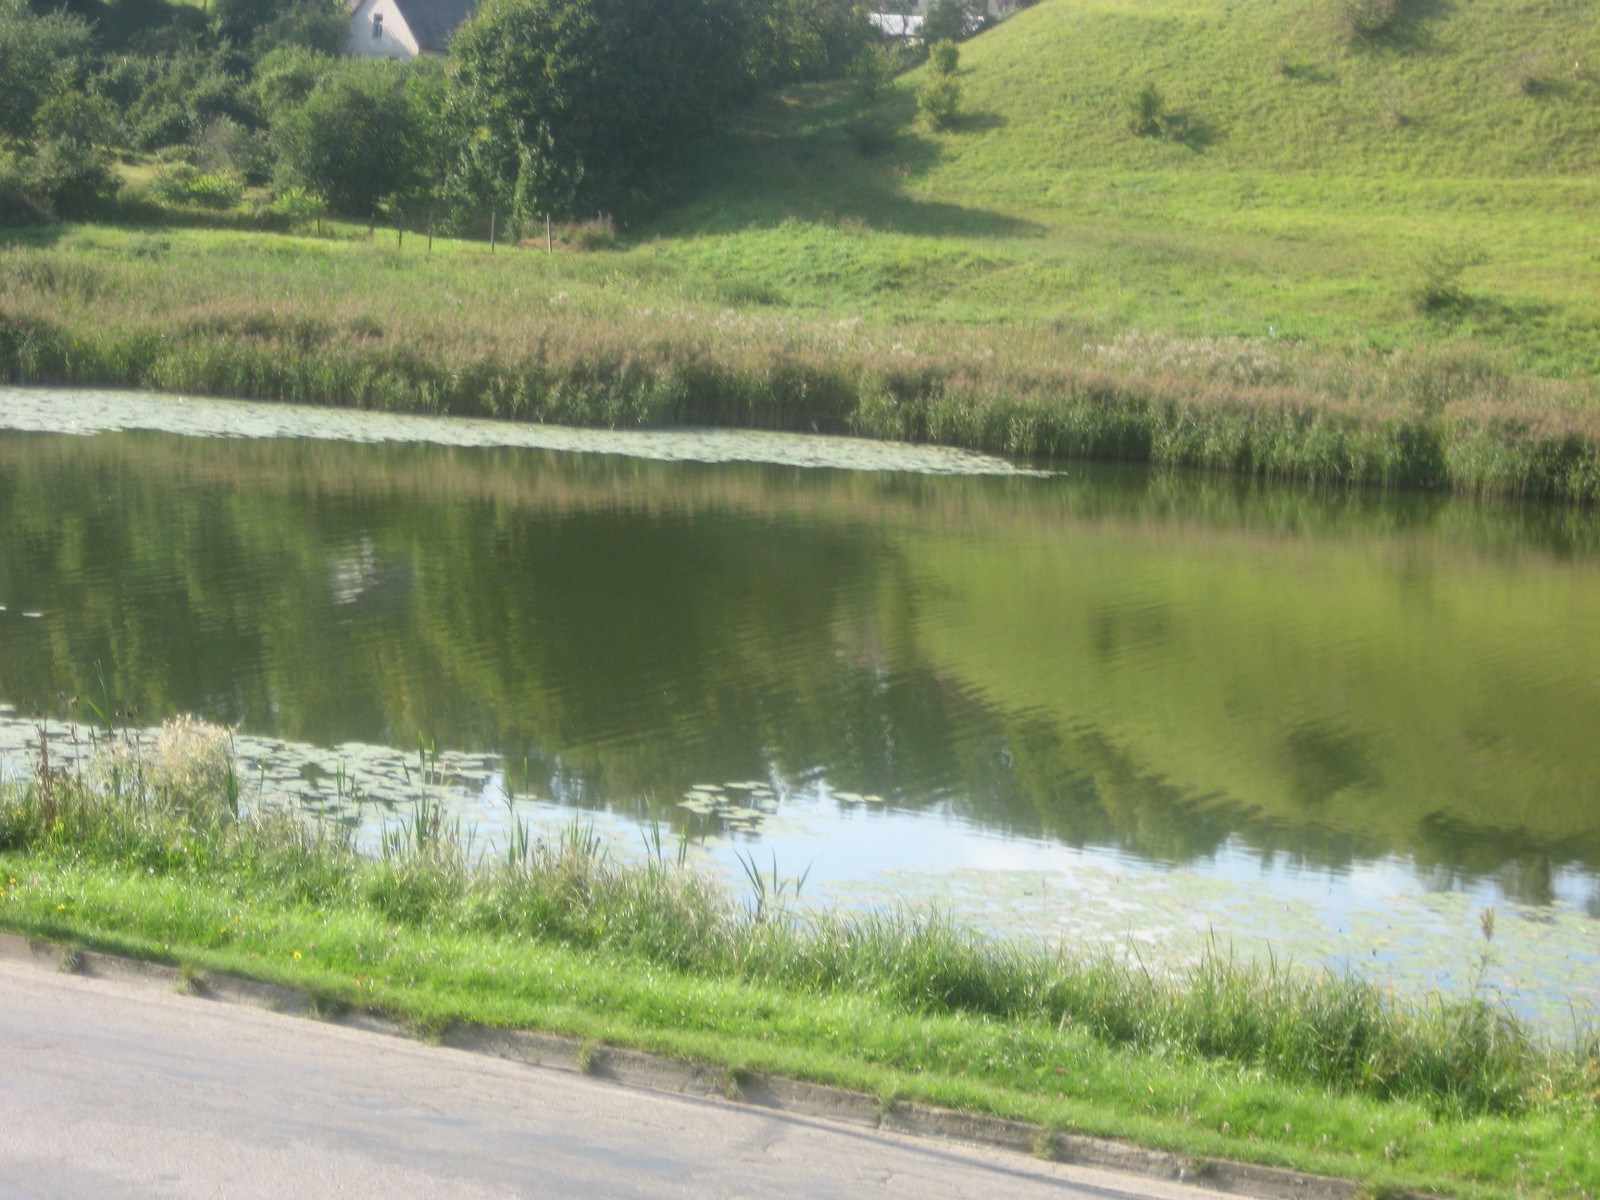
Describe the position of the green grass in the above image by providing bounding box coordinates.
[1,729,1598,1199]
[6,0,1600,497]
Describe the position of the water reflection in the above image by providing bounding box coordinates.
[1,415,1598,910]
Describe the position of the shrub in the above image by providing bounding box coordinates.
[0,168,53,226]
[1408,242,1487,315]
[917,75,963,131]
[853,42,901,102]
[146,162,246,210]
[566,213,617,251]
[1124,81,1168,137]
[928,40,959,77]
[11,139,118,218]
[258,185,326,229]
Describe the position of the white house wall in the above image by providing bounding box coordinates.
[347,0,420,59]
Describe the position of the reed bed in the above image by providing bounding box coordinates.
[4,230,1600,502]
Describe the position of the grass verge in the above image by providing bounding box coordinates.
[0,721,1597,1198]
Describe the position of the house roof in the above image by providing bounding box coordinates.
[391,0,477,53]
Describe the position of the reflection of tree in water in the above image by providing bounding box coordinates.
[2,429,1599,901]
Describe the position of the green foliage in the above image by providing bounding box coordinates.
[34,90,118,148]
[744,0,875,88]
[192,116,271,184]
[1124,81,1168,137]
[92,48,251,152]
[0,162,54,225]
[145,162,246,209]
[4,139,118,217]
[927,39,959,77]
[921,0,983,45]
[258,184,324,227]
[1408,242,1489,315]
[251,45,336,118]
[0,0,92,142]
[213,0,346,55]
[271,62,420,214]
[916,74,963,131]
[445,0,761,220]
[852,41,902,102]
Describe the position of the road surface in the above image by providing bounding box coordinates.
[0,959,1234,1200]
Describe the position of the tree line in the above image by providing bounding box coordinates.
[0,0,886,230]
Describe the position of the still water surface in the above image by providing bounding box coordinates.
[2,388,1597,1027]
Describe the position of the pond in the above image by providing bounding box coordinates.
[2,386,1597,1031]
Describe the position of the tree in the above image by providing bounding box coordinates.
[921,0,984,45]
[445,0,751,224]
[0,0,91,142]
[272,63,419,214]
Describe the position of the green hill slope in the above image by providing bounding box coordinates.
[643,0,1600,375]
[943,0,1600,180]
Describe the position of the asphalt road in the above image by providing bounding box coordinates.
[0,959,1232,1200]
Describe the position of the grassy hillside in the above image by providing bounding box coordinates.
[6,0,1600,496]
[643,0,1600,373]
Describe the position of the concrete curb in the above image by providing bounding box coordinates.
[0,931,1438,1200]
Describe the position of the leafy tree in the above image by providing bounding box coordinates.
[213,0,344,54]
[251,44,335,118]
[745,0,873,89]
[927,39,958,76]
[446,0,751,223]
[853,40,902,102]
[921,0,984,45]
[93,47,251,151]
[0,0,91,142]
[11,135,119,216]
[35,89,117,147]
[250,0,347,55]
[272,61,419,213]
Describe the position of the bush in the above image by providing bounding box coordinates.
[1408,242,1487,315]
[11,139,118,218]
[194,115,272,185]
[928,40,959,77]
[917,75,963,131]
[0,167,54,226]
[146,163,246,210]
[853,42,902,102]
[1124,81,1168,137]
[258,185,325,229]
[566,213,617,251]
